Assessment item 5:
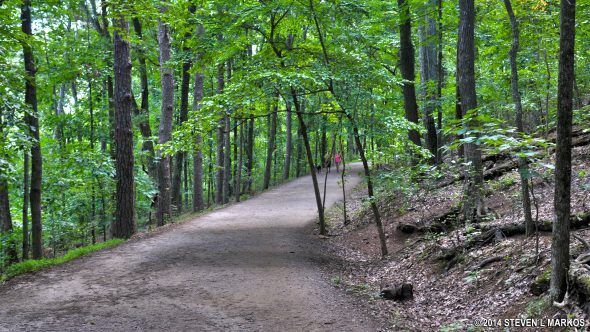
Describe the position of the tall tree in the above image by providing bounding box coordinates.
[156,11,174,226]
[550,0,576,303]
[192,24,205,213]
[503,0,534,236]
[223,60,232,203]
[21,0,43,259]
[419,0,439,164]
[112,16,135,239]
[172,40,192,213]
[398,0,422,148]
[215,60,225,204]
[132,18,156,180]
[458,0,486,222]
[0,113,17,263]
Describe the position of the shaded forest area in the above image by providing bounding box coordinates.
[1,0,590,326]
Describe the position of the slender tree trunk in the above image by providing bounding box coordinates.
[192,27,205,212]
[222,60,232,204]
[156,13,174,226]
[215,61,225,205]
[236,123,243,202]
[550,0,576,303]
[296,125,303,177]
[345,111,389,257]
[458,0,486,222]
[263,103,278,190]
[291,88,325,235]
[398,0,422,148]
[245,115,254,193]
[503,0,534,236]
[172,52,191,214]
[21,0,43,259]
[22,151,29,259]
[283,100,293,180]
[436,0,444,163]
[112,16,135,239]
[131,18,156,180]
[0,115,18,264]
[419,0,439,164]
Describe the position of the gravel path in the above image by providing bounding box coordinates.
[0,163,381,331]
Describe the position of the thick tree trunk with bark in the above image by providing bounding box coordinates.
[551,0,576,303]
[112,17,135,239]
[21,0,43,259]
[458,0,486,222]
[398,0,421,148]
[503,0,534,236]
[419,0,439,164]
[156,15,174,226]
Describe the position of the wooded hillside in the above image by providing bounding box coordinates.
[1,0,589,327]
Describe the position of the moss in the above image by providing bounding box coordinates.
[581,275,590,293]
[524,295,551,318]
[1,239,124,282]
[537,268,551,284]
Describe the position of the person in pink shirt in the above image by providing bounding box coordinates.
[334,152,342,172]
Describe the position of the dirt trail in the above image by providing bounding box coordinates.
[0,163,382,331]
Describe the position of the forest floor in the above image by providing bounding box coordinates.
[320,134,590,331]
[0,163,387,331]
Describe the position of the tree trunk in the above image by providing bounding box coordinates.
[291,88,325,235]
[550,0,576,303]
[398,0,422,148]
[22,151,30,259]
[503,0,534,236]
[236,123,243,202]
[131,18,156,180]
[263,103,278,190]
[192,25,205,212]
[0,115,18,264]
[215,61,225,205]
[156,14,174,226]
[112,16,135,239]
[172,52,191,214]
[283,100,293,180]
[345,112,389,257]
[436,0,444,163]
[458,0,486,222]
[245,115,254,193]
[419,0,439,164]
[21,0,43,259]
[296,124,303,177]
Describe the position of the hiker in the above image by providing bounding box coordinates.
[335,152,342,172]
[324,153,331,173]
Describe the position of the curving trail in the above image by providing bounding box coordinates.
[0,163,381,331]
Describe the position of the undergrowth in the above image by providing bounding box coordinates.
[1,239,124,282]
